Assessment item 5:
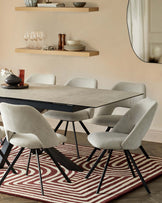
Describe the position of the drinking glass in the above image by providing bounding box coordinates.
[30,32,35,48]
[24,32,30,48]
[37,32,46,49]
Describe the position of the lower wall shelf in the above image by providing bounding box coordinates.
[15,48,99,57]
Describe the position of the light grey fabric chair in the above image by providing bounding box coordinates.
[26,73,56,85]
[0,103,70,196]
[87,82,148,161]
[26,73,56,112]
[86,98,157,194]
[43,77,98,158]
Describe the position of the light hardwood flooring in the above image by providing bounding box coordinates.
[0,130,161,203]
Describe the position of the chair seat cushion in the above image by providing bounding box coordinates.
[86,115,122,127]
[43,109,90,121]
[9,132,67,149]
[88,132,128,150]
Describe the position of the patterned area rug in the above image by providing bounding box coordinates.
[0,144,162,203]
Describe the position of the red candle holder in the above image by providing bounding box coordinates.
[19,69,25,86]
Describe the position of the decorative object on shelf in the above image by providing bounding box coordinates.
[43,45,56,50]
[64,40,85,51]
[5,74,22,86]
[24,32,30,48]
[37,2,65,8]
[24,0,38,7]
[67,40,80,45]
[24,31,46,49]
[73,2,86,7]
[64,44,85,51]
[62,34,66,50]
[58,33,62,50]
[48,45,56,50]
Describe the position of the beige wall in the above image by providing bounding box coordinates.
[0,0,162,140]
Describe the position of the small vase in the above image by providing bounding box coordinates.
[5,74,22,86]
[24,0,38,7]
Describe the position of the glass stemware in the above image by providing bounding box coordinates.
[30,32,35,48]
[24,32,30,48]
[37,32,46,49]
[24,31,47,49]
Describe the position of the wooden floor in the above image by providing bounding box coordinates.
[0,130,162,203]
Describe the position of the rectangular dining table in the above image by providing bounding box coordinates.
[0,83,143,171]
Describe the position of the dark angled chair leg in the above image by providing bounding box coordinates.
[79,121,90,135]
[0,150,17,174]
[54,120,63,132]
[127,150,151,194]
[64,121,69,137]
[86,149,107,179]
[72,122,80,158]
[87,147,100,161]
[0,147,24,186]
[97,150,113,193]
[105,126,112,132]
[140,145,150,159]
[45,148,71,183]
[62,121,69,145]
[0,138,6,146]
[26,150,32,175]
[36,149,44,196]
[124,150,136,178]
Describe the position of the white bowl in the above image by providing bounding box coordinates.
[67,40,80,45]
[64,44,85,51]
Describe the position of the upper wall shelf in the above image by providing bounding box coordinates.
[15,48,99,57]
[15,7,99,12]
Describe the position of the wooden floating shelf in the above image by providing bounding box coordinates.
[15,48,99,57]
[15,7,99,12]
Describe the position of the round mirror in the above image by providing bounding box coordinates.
[127,0,162,63]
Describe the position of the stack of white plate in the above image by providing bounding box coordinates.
[64,40,85,51]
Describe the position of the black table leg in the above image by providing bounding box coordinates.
[0,140,83,172]
[0,139,13,168]
[46,147,84,172]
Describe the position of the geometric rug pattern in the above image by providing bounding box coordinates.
[0,144,162,203]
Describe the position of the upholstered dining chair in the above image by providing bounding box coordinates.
[26,73,56,85]
[43,77,98,158]
[26,73,56,113]
[86,82,148,161]
[0,103,70,196]
[86,98,157,194]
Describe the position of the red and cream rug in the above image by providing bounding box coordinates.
[0,144,162,203]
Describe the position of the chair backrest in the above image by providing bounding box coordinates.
[26,74,56,85]
[112,82,146,108]
[0,103,61,148]
[65,77,97,89]
[112,98,157,149]
[94,82,146,116]
[65,77,97,118]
